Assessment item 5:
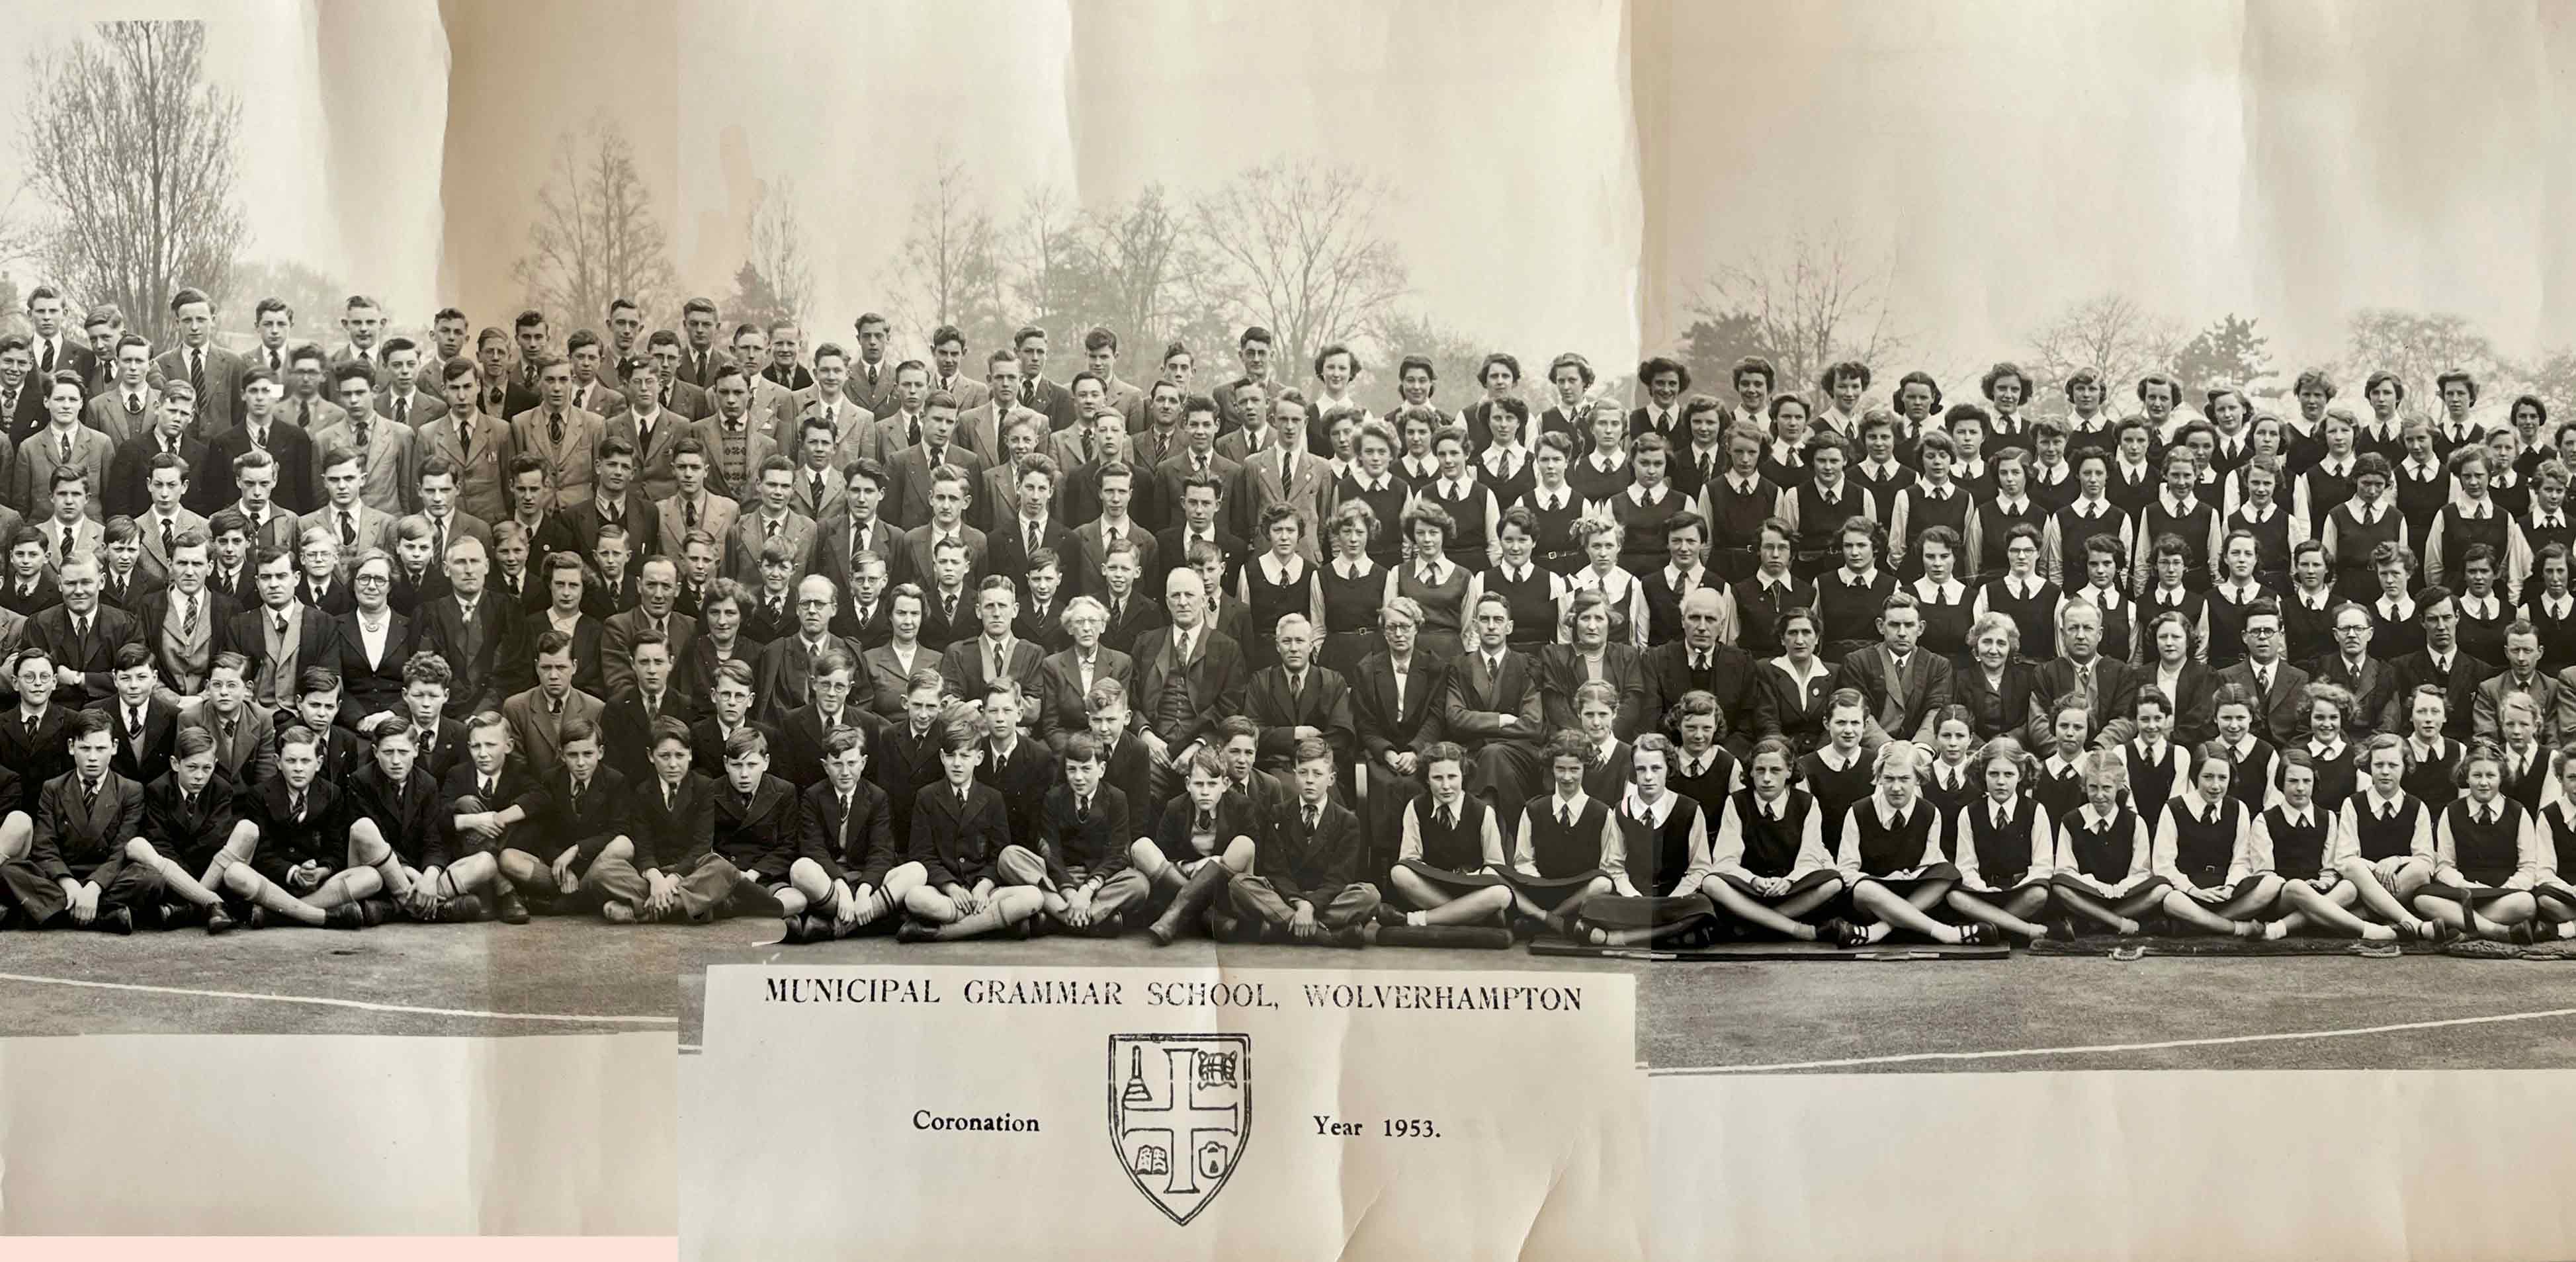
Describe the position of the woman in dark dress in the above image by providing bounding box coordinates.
[1751,607,1837,756]
[1336,420,1411,571]
[1953,610,2043,741]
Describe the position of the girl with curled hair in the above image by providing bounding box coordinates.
[1821,738,1997,948]
[2046,745,2168,938]
[1944,736,2060,944]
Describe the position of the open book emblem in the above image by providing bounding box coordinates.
[1108,1033,1250,1224]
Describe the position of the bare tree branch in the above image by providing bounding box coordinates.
[1191,159,1408,378]
[19,21,245,345]
[1688,222,1907,394]
[2024,293,2183,412]
[885,153,1003,349]
[511,117,676,333]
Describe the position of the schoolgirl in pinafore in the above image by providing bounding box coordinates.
[1391,550,1470,665]
[2409,743,2546,943]
[1237,513,1318,674]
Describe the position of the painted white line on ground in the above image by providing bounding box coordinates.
[0,971,678,1025]
[1659,1005,2576,1073]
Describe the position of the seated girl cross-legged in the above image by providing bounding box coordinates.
[1694,736,1843,941]
[2409,740,2547,945]
[2047,748,2170,937]
[2333,732,2450,942]
[1942,736,2059,945]
[2152,742,2288,939]
[1821,739,1999,948]
[2256,748,2400,943]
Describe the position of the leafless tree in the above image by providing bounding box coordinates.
[2343,309,2509,421]
[1005,184,1085,336]
[1191,159,1408,380]
[1078,183,1203,353]
[1689,222,1907,396]
[511,117,677,333]
[19,21,245,345]
[731,175,814,333]
[2025,293,2184,413]
[886,154,1003,349]
[1365,309,1484,413]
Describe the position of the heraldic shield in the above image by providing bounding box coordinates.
[1108,1032,1252,1225]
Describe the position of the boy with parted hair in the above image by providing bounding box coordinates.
[708,724,798,925]
[446,708,548,924]
[585,716,738,922]
[884,710,1042,941]
[127,724,236,929]
[347,714,494,923]
[0,710,147,932]
[780,723,898,943]
[1015,730,1134,935]
[214,720,392,930]
[1226,736,1377,945]
[1117,745,1260,946]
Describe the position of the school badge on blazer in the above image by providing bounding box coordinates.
[1108,1032,1250,1224]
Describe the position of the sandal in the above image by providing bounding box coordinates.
[1822,917,1868,948]
[1955,923,2000,947]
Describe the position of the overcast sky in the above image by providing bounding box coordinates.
[10,0,2575,388]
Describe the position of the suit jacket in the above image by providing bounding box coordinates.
[88,694,180,786]
[933,375,992,418]
[414,591,519,718]
[770,703,884,791]
[372,388,448,429]
[415,410,516,523]
[1014,589,1075,655]
[1068,521,1158,605]
[603,407,691,503]
[567,380,625,419]
[1031,646,1135,751]
[800,777,900,889]
[28,768,147,884]
[710,771,802,878]
[2213,659,2315,748]
[2382,649,2492,741]
[1637,641,1760,754]
[957,401,1047,467]
[1439,648,1544,747]
[659,380,712,421]
[1152,452,1245,544]
[2311,653,2395,736]
[886,443,989,530]
[1020,378,1080,436]
[2485,669,2569,748]
[331,609,411,724]
[723,508,818,587]
[656,492,740,557]
[225,601,341,711]
[135,584,237,694]
[1233,447,1337,561]
[30,515,104,578]
[296,502,398,567]
[982,736,1058,846]
[1833,644,1956,744]
[871,715,949,851]
[751,630,865,724]
[561,492,662,569]
[1153,525,1246,591]
[345,762,445,868]
[935,636,1048,708]
[140,767,238,868]
[846,359,902,415]
[178,702,275,789]
[1096,590,1170,657]
[26,602,137,707]
[908,779,1013,889]
[19,425,117,519]
[151,344,245,439]
[1353,650,1447,765]
[95,565,165,616]
[202,415,318,514]
[500,686,607,783]
[122,500,210,579]
[1132,624,1249,755]
[894,524,989,593]
[1534,643,1650,739]
[0,702,75,793]
[2022,654,2141,749]
[830,594,894,651]
[627,769,718,872]
[506,405,607,509]
[1245,663,1358,770]
[599,607,699,700]
[85,386,159,451]
[808,509,899,598]
[309,412,421,516]
[672,345,732,392]
[1252,796,1364,905]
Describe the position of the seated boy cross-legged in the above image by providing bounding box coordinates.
[0,710,146,933]
[1111,747,1260,946]
[348,715,503,923]
[215,722,396,929]
[490,715,639,920]
[127,726,239,931]
[1014,731,1135,937]
[584,716,742,922]
[446,709,550,923]
[884,712,1046,942]
[1225,736,1379,946]
[709,725,800,926]
[781,722,900,944]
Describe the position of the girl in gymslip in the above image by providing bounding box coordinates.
[2152,741,2288,939]
[2333,732,2449,942]
[1697,736,1844,942]
[2409,740,2547,944]
[2030,694,2092,823]
[2527,749,2576,942]
[2048,747,2168,936]
[2254,749,2401,943]
[1943,736,2059,945]
[1820,739,2000,948]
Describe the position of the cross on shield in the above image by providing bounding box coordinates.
[1107,1033,1250,1225]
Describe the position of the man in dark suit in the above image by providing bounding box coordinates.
[1152,471,1246,594]
[26,556,138,709]
[809,457,898,600]
[2023,595,2140,748]
[884,398,988,532]
[935,576,1048,708]
[0,336,44,450]
[108,395,209,522]
[2212,601,2313,748]
[597,630,693,788]
[155,288,247,442]
[22,287,94,403]
[89,643,180,786]
[1210,326,1279,435]
[758,322,815,394]
[1031,597,1135,753]
[0,712,154,932]
[1228,736,1379,945]
[985,454,1075,601]
[1439,592,1547,834]
[230,549,341,716]
[845,314,901,416]
[2312,601,2395,735]
[1244,614,1357,777]
[1637,589,1760,758]
[1132,568,1248,807]
[599,556,697,700]
[1832,593,1955,748]
[203,370,320,515]
[559,436,660,573]
[414,534,517,719]
[751,576,863,724]
[673,300,730,392]
[1012,326,1080,434]
[2379,585,2489,741]
[828,551,894,650]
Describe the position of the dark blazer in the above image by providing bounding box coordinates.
[712,771,802,880]
[799,777,899,890]
[689,716,782,780]
[1438,648,1544,749]
[829,595,894,651]
[179,702,273,790]
[87,694,179,786]
[1952,660,2045,742]
[626,769,717,873]
[1153,526,1247,591]
[202,418,316,515]
[108,431,210,520]
[1750,659,1837,755]
[807,509,900,601]
[1637,640,1760,755]
[346,762,443,868]
[134,587,239,695]
[496,612,606,700]
[982,736,1058,847]
[751,630,865,724]
[388,559,451,618]
[407,713,470,786]
[871,716,949,846]
[914,583,978,655]
[1252,795,1364,905]
[599,687,689,788]
[560,493,662,567]
[1244,663,1358,771]
[886,444,990,530]
[2312,653,2397,736]
[2381,649,2492,741]
[1013,589,1076,655]
[1148,788,1264,866]
[139,768,236,869]
[1537,644,1649,739]
[935,636,1048,708]
[894,523,990,595]
[600,608,699,700]
[0,571,59,618]
[30,768,146,885]
[2140,660,2220,747]
[2213,659,2314,748]
[0,704,74,794]
[986,515,1077,601]
[1833,644,1956,745]
[1036,782,1131,884]
[331,609,411,726]
[1031,646,1134,752]
[26,603,140,707]
[232,773,345,880]
[437,757,552,861]
[773,703,884,791]
[1352,651,1447,767]
[1097,591,1170,657]
[413,591,519,718]
[1133,625,1249,755]
[2024,655,2141,747]
[95,567,166,617]
[908,778,1013,889]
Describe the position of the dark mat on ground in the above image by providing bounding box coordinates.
[2026,935,2424,956]
[1529,939,2010,961]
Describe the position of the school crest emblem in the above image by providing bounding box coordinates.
[1108,1032,1250,1224]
